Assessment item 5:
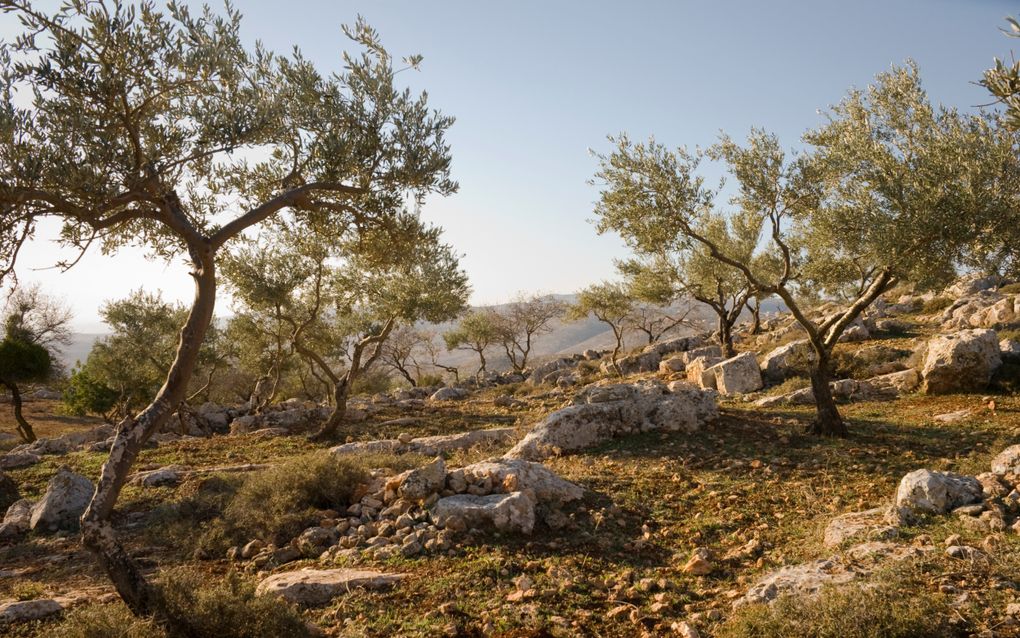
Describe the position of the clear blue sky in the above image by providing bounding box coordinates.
[7,0,1015,331]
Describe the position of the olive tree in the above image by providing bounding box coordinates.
[617,259,698,345]
[0,1,456,623]
[64,290,227,420]
[0,285,72,442]
[493,294,566,372]
[566,281,634,375]
[977,14,1020,279]
[224,213,468,440]
[380,324,433,387]
[444,309,501,377]
[594,64,1015,436]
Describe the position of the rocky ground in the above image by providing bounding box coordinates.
[1,276,1020,637]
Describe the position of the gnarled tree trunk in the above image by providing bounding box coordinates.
[3,381,36,443]
[805,350,847,437]
[79,244,217,624]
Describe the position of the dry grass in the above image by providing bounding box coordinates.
[3,381,1020,637]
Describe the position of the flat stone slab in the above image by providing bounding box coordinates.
[735,558,854,607]
[256,569,405,606]
[330,428,517,458]
[0,599,64,624]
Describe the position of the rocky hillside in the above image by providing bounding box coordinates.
[2,273,1019,637]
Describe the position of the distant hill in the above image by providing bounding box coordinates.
[60,294,788,375]
[56,333,104,370]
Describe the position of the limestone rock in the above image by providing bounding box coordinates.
[505,380,716,461]
[894,469,982,515]
[735,558,854,607]
[705,352,763,396]
[823,508,898,547]
[991,445,1020,476]
[428,387,469,402]
[759,340,814,384]
[29,467,94,532]
[256,568,405,606]
[686,356,722,389]
[432,491,537,534]
[330,428,517,458]
[459,459,584,503]
[1002,338,1020,363]
[397,457,447,502]
[0,599,63,624]
[920,329,1002,394]
[0,498,32,540]
[0,452,40,470]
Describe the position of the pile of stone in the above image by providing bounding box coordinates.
[599,335,707,377]
[505,379,717,462]
[229,456,585,571]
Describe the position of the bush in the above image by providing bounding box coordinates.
[52,603,164,638]
[718,571,956,638]
[417,373,445,388]
[352,369,393,395]
[156,568,314,638]
[197,453,368,553]
[830,345,910,380]
[921,296,954,315]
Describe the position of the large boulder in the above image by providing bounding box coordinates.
[29,467,94,532]
[946,274,1007,297]
[604,350,661,376]
[686,356,722,389]
[894,469,982,515]
[991,445,1020,476]
[228,406,332,434]
[919,329,1002,394]
[0,498,32,540]
[0,599,64,625]
[397,457,446,502]
[528,358,576,385]
[432,491,537,534]
[505,380,717,461]
[705,352,763,396]
[256,569,404,606]
[759,340,814,384]
[458,458,584,503]
[428,387,469,402]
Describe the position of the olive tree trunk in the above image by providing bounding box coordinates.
[805,349,847,437]
[79,244,217,624]
[3,382,36,443]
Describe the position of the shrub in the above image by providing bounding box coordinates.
[718,571,956,638]
[51,603,164,638]
[351,369,393,395]
[830,345,910,380]
[156,568,314,638]
[765,376,811,396]
[921,296,954,315]
[197,453,368,553]
[417,373,445,388]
